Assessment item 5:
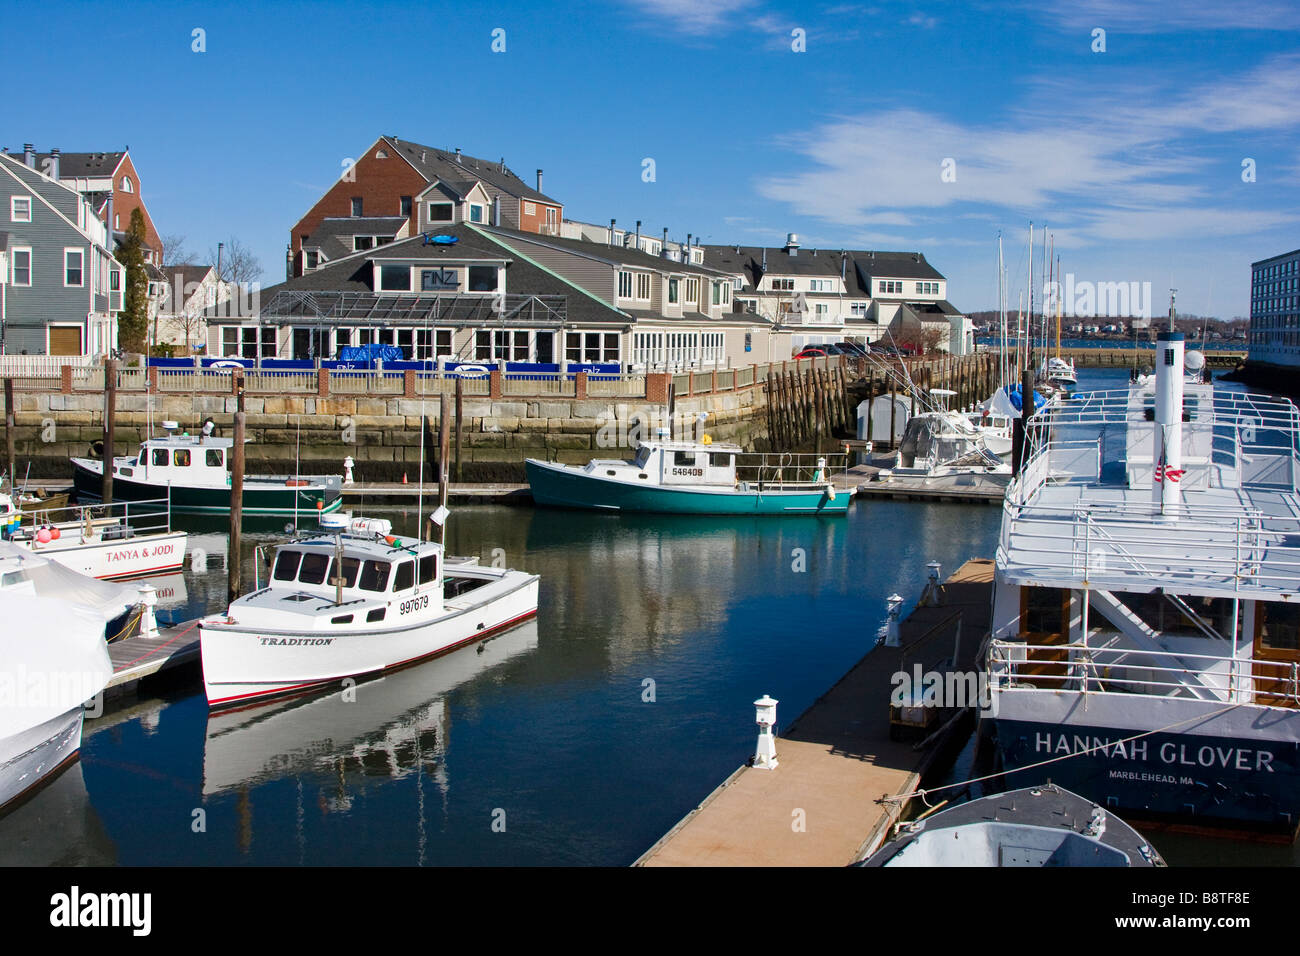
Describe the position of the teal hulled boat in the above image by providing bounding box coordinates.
[525,439,851,515]
[72,431,342,516]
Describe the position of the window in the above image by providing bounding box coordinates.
[394,560,414,591]
[418,554,438,584]
[206,449,224,467]
[110,269,120,291]
[121,176,133,193]
[152,448,169,466]
[709,453,733,468]
[810,279,831,292]
[565,331,620,363]
[299,553,330,585]
[523,201,536,216]
[354,236,375,251]
[428,202,453,222]
[336,557,360,588]
[674,452,695,466]
[10,197,31,223]
[815,303,828,318]
[273,550,302,581]
[174,449,191,466]
[414,328,453,361]
[668,278,679,304]
[304,249,319,270]
[421,268,458,291]
[469,204,484,223]
[467,265,497,292]
[379,265,410,292]
[11,249,31,286]
[618,271,633,298]
[771,278,794,292]
[636,273,651,300]
[851,302,869,317]
[359,560,391,592]
[64,250,83,287]
[685,278,699,303]
[400,196,412,216]
[351,197,363,216]
[221,325,276,359]
[367,608,386,622]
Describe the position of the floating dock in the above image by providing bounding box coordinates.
[340,481,531,505]
[834,464,1007,504]
[104,619,202,695]
[635,558,995,867]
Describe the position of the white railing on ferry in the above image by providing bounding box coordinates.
[988,639,1300,706]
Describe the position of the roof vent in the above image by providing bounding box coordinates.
[785,233,799,256]
[455,148,462,164]
[420,150,426,163]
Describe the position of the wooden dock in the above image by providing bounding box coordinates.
[104,619,202,695]
[341,481,531,505]
[635,559,995,867]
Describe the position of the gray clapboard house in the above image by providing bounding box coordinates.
[0,153,123,356]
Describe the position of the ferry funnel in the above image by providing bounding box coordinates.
[1152,330,1184,519]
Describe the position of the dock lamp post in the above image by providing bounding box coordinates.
[753,695,779,770]
[886,593,904,647]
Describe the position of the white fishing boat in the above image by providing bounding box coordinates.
[1042,355,1077,387]
[862,785,1163,867]
[892,411,1010,477]
[2,498,186,580]
[982,319,1300,837]
[0,593,111,814]
[199,514,539,708]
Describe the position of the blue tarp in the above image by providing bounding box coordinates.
[338,343,405,364]
[1005,384,1047,412]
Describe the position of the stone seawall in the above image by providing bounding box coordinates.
[7,388,767,482]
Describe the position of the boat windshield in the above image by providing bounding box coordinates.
[634,446,651,468]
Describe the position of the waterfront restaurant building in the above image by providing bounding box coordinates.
[206,221,781,370]
[1249,247,1300,369]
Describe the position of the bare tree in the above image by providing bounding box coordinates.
[160,234,194,269]
[208,237,264,286]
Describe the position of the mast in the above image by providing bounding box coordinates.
[1027,222,1034,373]
[998,233,1007,389]
[1055,253,1062,360]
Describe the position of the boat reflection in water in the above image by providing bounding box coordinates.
[201,619,540,800]
[0,761,116,866]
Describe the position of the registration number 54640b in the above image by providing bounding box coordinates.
[399,595,429,615]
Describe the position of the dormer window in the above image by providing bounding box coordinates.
[354,236,375,251]
[428,202,453,222]
[467,265,498,292]
[304,249,319,270]
[668,278,679,304]
[469,204,484,223]
[379,265,411,292]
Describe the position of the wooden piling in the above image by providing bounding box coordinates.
[454,377,464,483]
[4,378,13,491]
[439,391,450,548]
[103,359,116,506]
[228,411,246,603]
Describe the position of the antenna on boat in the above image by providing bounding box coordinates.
[1168,288,1177,332]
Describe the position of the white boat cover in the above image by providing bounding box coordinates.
[0,592,111,738]
[0,541,136,627]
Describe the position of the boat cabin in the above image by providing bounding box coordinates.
[114,434,235,488]
[583,439,743,488]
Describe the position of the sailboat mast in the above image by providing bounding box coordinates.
[1055,253,1062,359]
[998,233,1007,388]
[1027,222,1034,373]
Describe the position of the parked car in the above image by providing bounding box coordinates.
[829,342,869,357]
[794,347,827,359]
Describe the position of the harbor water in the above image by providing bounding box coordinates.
[1,366,1290,866]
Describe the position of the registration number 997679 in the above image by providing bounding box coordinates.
[399,595,429,615]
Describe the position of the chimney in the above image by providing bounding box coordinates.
[635,220,641,250]
[499,157,505,173]
[662,227,668,258]
[421,150,426,163]
[455,147,462,164]
[536,169,543,193]
[841,251,847,280]
[23,144,35,168]
[48,147,60,180]
[609,219,616,246]
[762,248,768,271]
[785,232,799,257]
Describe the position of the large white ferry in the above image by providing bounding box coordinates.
[982,326,1300,836]
[199,515,539,708]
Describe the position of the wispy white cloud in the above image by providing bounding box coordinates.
[1022,0,1300,32]
[756,54,1300,245]
[621,0,755,35]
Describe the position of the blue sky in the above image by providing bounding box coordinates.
[5,0,1299,317]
